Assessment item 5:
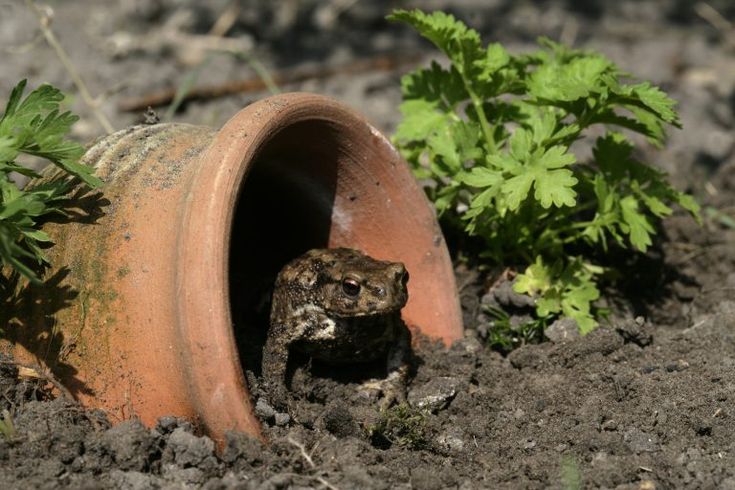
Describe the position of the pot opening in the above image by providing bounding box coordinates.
[229,120,341,378]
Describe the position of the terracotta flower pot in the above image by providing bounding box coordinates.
[3,93,462,445]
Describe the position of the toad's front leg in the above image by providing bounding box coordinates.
[382,322,412,408]
[261,325,291,410]
[361,322,412,409]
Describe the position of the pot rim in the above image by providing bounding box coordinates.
[175,93,462,444]
[175,93,369,442]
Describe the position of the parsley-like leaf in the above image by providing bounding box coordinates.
[388,9,483,79]
[502,145,577,210]
[0,80,102,281]
[389,9,699,338]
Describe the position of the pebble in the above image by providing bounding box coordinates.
[408,377,462,412]
[665,359,690,372]
[274,413,291,427]
[545,317,580,343]
[436,428,466,452]
[255,398,276,420]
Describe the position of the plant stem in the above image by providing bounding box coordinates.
[458,70,496,153]
[471,93,497,153]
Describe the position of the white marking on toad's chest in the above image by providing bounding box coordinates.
[290,304,337,340]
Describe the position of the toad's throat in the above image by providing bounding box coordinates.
[292,311,400,362]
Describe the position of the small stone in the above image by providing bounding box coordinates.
[545,317,580,343]
[156,416,178,433]
[454,335,482,353]
[408,377,462,412]
[155,416,193,434]
[522,439,537,449]
[493,279,536,308]
[436,428,465,452]
[255,398,276,420]
[601,419,618,431]
[274,412,290,426]
[665,359,690,372]
[615,316,653,346]
[638,480,657,490]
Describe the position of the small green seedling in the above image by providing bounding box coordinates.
[560,455,582,490]
[0,80,101,282]
[0,409,16,440]
[368,404,428,450]
[389,9,699,335]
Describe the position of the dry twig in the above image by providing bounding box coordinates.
[118,53,421,112]
[0,359,74,401]
[209,0,240,37]
[286,437,339,490]
[695,2,735,48]
[287,436,316,468]
[24,0,114,134]
[104,8,252,66]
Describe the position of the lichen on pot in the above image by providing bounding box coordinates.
[3,93,462,446]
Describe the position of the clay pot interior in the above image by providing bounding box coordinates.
[228,119,410,383]
[229,121,338,379]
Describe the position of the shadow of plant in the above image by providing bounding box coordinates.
[38,177,110,227]
[0,268,94,397]
[0,180,109,399]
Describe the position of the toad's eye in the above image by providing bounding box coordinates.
[342,277,361,297]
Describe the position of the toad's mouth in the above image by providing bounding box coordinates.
[329,304,406,319]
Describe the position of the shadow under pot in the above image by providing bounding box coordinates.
[4,93,463,446]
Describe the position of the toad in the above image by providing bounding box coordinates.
[262,248,411,410]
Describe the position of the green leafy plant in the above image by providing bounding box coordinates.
[560,455,582,490]
[482,303,545,351]
[0,409,16,440]
[368,404,428,450]
[388,9,699,334]
[0,79,101,281]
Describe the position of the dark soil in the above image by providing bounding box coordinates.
[2,0,735,488]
